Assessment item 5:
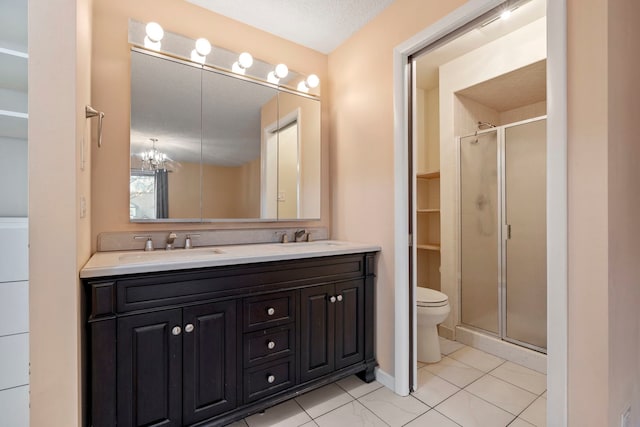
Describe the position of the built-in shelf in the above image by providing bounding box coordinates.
[417,244,440,251]
[417,171,440,180]
[417,208,440,214]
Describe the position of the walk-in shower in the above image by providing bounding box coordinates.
[458,117,547,352]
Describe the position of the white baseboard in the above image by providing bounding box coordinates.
[374,367,398,394]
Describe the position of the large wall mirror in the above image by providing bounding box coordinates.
[130,49,321,222]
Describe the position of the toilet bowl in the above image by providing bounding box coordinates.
[417,287,450,363]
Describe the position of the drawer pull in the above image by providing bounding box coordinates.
[171,326,181,336]
[337,295,343,302]
[185,323,194,333]
[267,375,276,384]
[267,340,276,350]
[329,296,336,303]
[266,307,275,316]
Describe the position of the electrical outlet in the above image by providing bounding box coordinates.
[621,406,631,427]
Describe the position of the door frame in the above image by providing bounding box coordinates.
[392,0,567,424]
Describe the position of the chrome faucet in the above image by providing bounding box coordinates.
[294,229,308,242]
[165,232,177,250]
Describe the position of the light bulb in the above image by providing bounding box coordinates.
[144,36,161,51]
[190,49,206,64]
[267,71,280,84]
[195,38,211,56]
[238,52,253,69]
[305,74,320,88]
[274,63,289,79]
[297,81,309,93]
[500,9,512,20]
[145,22,164,43]
[232,61,246,75]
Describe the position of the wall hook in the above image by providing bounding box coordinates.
[86,105,105,147]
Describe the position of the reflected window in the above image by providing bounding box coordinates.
[130,172,157,219]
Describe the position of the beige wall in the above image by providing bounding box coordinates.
[328,0,466,377]
[607,0,640,423]
[567,0,609,425]
[29,0,93,426]
[167,162,200,218]
[567,0,640,425]
[168,160,261,219]
[91,0,329,249]
[203,160,261,218]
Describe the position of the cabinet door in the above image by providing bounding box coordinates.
[117,309,182,427]
[334,280,365,369]
[182,301,237,425]
[300,284,335,382]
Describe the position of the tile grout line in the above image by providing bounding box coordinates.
[484,368,548,395]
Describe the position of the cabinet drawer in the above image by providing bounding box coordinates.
[244,292,295,331]
[244,357,295,403]
[244,325,294,367]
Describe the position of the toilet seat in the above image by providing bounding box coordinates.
[416,287,448,308]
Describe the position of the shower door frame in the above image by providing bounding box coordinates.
[457,115,548,354]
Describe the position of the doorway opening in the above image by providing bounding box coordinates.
[392,0,567,422]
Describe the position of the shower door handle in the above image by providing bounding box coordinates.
[504,224,512,240]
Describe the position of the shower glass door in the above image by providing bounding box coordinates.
[503,119,547,349]
[459,117,547,352]
[459,130,499,334]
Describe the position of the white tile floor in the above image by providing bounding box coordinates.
[229,338,546,426]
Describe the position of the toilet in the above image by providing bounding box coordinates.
[416,287,450,363]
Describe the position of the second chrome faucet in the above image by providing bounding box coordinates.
[165,232,177,250]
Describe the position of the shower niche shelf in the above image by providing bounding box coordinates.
[416,170,441,291]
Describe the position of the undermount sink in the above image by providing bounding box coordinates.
[118,248,225,264]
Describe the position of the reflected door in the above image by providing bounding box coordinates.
[459,131,499,334]
[504,119,547,349]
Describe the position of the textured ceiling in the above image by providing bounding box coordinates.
[185,0,396,54]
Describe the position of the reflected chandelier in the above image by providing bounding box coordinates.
[140,138,168,171]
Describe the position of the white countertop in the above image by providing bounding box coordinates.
[80,240,381,279]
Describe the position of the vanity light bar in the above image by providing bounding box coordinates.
[137,20,320,93]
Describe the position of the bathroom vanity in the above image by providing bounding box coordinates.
[81,241,379,427]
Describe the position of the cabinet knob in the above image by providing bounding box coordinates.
[171,326,182,336]
[185,323,194,333]
[267,375,276,384]
[266,307,275,316]
[337,295,343,302]
[267,340,276,350]
[330,296,336,303]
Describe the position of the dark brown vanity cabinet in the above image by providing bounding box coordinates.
[84,253,377,427]
[116,301,237,426]
[300,280,364,382]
